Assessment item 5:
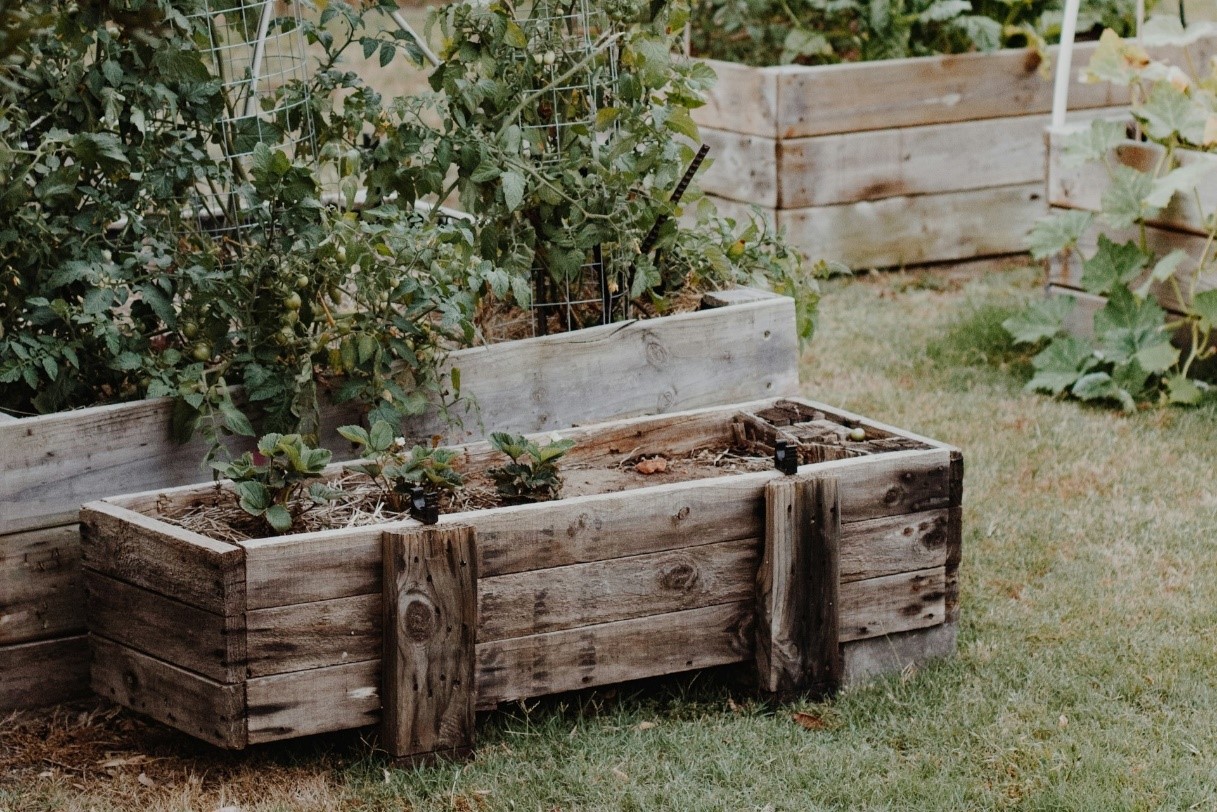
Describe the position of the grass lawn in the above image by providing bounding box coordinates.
[3,263,1217,811]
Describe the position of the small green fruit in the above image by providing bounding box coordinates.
[190,342,212,362]
[848,427,866,442]
[283,292,302,311]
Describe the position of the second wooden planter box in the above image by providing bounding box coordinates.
[692,42,1137,268]
[81,396,962,760]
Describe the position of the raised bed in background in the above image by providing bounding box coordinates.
[1046,125,1217,330]
[0,288,797,711]
[693,42,1142,269]
[81,396,963,759]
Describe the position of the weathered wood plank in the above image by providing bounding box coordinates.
[838,567,946,642]
[84,570,245,684]
[381,526,477,761]
[778,183,1046,269]
[693,44,1128,138]
[247,659,381,744]
[477,601,756,706]
[0,634,90,710]
[756,476,841,696]
[90,635,246,749]
[945,507,963,626]
[479,536,759,643]
[247,593,380,678]
[80,501,245,615]
[701,108,1124,209]
[807,477,843,694]
[0,524,82,645]
[839,509,951,583]
[432,296,799,444]
[840,622,957,687]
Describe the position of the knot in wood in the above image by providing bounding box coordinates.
[883,485,904,505]
[658,557,700,592]
[402,597,438,643]
[644,335,669,367]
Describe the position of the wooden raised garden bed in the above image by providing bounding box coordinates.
[1046,125,1217,328]
[0,288,796,711]
[693,42,1145,269]
[81,396,963,759]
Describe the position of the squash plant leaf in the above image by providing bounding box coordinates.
[1190,289,1217,331]
[1084,29,1149,86]
[1145,161,1217,209]
[1134,249,1189,298]
[1080,234,1149,295]
[1002,296,1075,344]
[1165,373,1204,405]
[1137,82,1207,144]
[1094,285,1176,372]
[1063,119,1127,167]
[1026,210,1093,259]
[1071,371,1137,412]
[1100,166,1157,230]
[1027,335,1096,395]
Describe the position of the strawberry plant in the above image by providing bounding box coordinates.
[212,432,339,534]
[487,431,575,503]
[1007,28,1217,410]
[339,420,464,511]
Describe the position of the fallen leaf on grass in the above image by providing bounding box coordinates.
[137,772,156,788]
[611,767,629,782]
[98,755,150,769]
[792,711,829,731]
[635,721,656,731]
[634,457,667,475]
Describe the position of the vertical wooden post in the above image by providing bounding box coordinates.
[945,450,964,626]
[757,476,842,697]
[381,525,477,763]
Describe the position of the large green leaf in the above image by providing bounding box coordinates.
[1062,119,1126,167]
[1071,371,1136,412]
[1190,289,1217,330]
[1094,286,1176,372]
[1003,296,1075,344]
[1080,235,1149,295]
[1026,210,1093,260]
[1134,249,1189,298]
[1084,29,1148,86]
[1100,166,1156,231]
[1028,335,1096,395]
[1137,82,1207,144]
[1144,161,1217,209]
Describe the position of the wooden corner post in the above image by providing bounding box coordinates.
[381,525,477,763]
[757,475,842,697]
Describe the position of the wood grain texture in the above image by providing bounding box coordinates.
[247,659,381,744]
[0,634,90,710]
[701,109,1123,209]
[476,601,756,706]
[1,524,82,645]
[944,507,964,626]
[839,509,951,583]
[90,635,246,749]
[479,536,759,643]
[247,593,380,677]
[693,44,1126,138]
[756,476,841,696]
[80,501,245,615]
[84,570,245,684]
[381,526,477,760]
[839,567,946,642]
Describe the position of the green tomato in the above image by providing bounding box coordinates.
[848,427,866,442]
[181,320,199,339]
[283,292,302,311]
[295,274,310,290]
[190,342,212,362]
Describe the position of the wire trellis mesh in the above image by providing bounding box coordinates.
[178,0,315,256]
[512,0,630,336]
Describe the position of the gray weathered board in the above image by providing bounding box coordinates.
[1,290,797,712]
[1044,124,1217,318]
[81,396,963,752]
[690,41,1210,268]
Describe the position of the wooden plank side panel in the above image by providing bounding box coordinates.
[838,567,946,642]
[0,634,90,711]
[478,537,759,642]
[247,602,756,742]
[433,297,799,445]
[80,502,245,615]
[381,526,477,761]
[84,571,245,684]
[0,524,83,645]
[699,128,779,208]
[690,58,779,137]
[773,42,1125,138]
[90,635,246,749]
[777,183,1046,269]
[839,508,951,583]
[247,593,380,678]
